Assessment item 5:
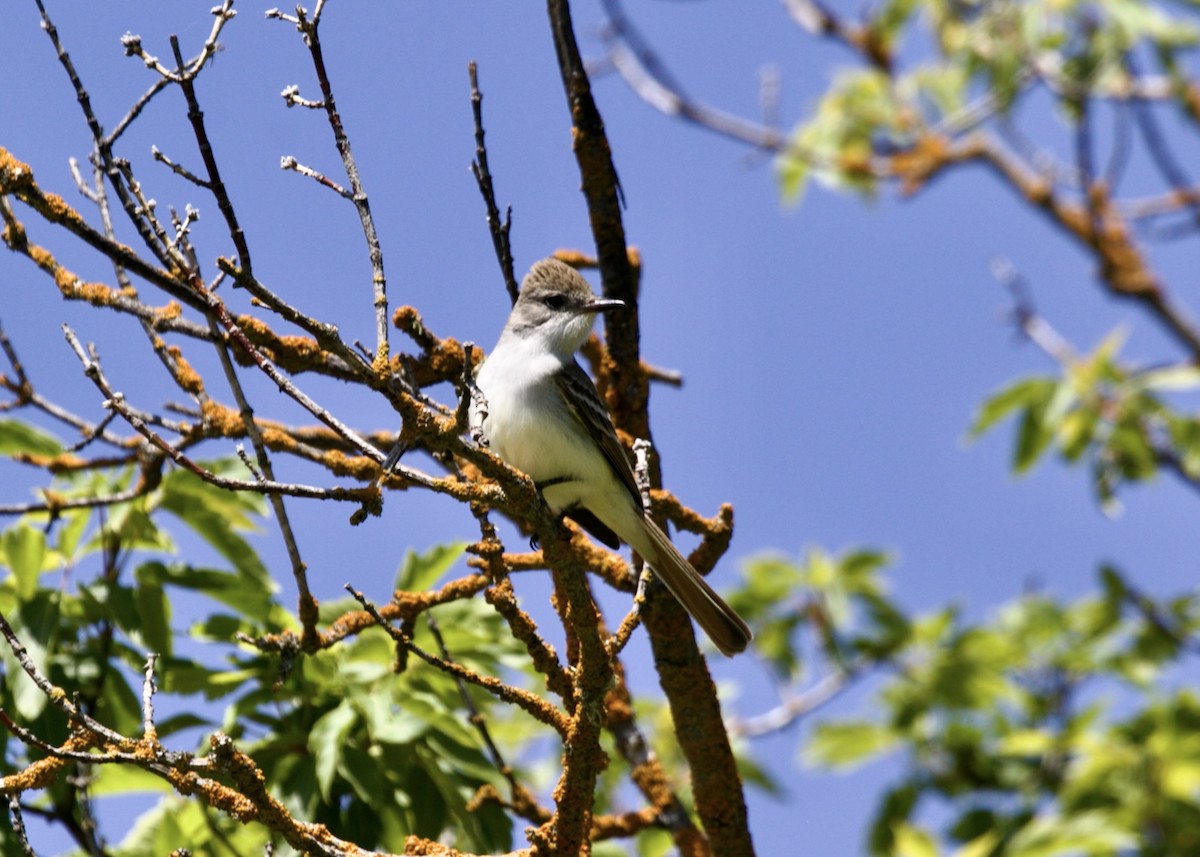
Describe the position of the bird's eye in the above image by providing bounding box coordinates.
[543,294,568,310]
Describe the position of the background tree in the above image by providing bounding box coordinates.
[2,2,1200,857]
[597,0,1200,854]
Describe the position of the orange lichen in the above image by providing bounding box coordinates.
[889,132,951,196]
[232,313,329,375]
[0,733,96,794]
[199,400,245,435]
[165,346,205,396]
[12,451,90,473]
[0,147,35,193]
[318,448,379,481]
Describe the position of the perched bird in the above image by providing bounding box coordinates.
[475,258,751,656]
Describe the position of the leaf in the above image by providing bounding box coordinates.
[967,377,1055,439]
[740,553,806,604]
[2,523,47,600]
[804,721,898,770]
[160,464,266,530]
[2,631,48,722]
[893,823,938,857]
[1132,364,1200,392]
[133,566,173,657]
[154,711,210,737]
[88,764,175,798]
[53,507,92,561]
[1006,810,1137,857]
[778,152,811,204]
[159,489,268,585]
[394,542,467,592]
[138,560,275,622]
[362,692,430,746]
[0,419,63,457]
[1014,394,1055,473]
[310,699,359,801]
[954,831,1002,857]
[997,730,1053,757]
[338,743,389,809]
[85,504,175,555]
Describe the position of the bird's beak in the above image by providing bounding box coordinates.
[582,297,626,314]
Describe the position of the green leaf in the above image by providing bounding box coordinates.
[954,832,1002,857]
[394,542,467,592]
[133,566,172,657]
[1006,810,1137,857]
[154,711,210,737]
[310,699,359,801]
[893,823,938,857]
[0,419,63,457]
[86,504,175,555]
[967,377,1055,439]
[362,692,430,746]
[805,721,898,770]
[1014,394,1055,473]
[89,764,175,798]
[3,633,48,721]
[2,523,47,600]
[160,464,266,530]
[53,508,92,561]
[159,487,268,585]
[778,152,811,204]
[740,553,805,604]
[138,560,275,621]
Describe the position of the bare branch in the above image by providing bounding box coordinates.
[279,155,351,199]
[60,325,374,504]
[279,5,390,366]
[7,796,37,857]
[468,62,519,305]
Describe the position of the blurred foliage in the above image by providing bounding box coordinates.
[969,329,1200,515]
[767,0,1200,846]
[736,549,1200,857]
[780,0,1200,198]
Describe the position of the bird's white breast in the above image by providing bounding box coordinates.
[476,335,616,514]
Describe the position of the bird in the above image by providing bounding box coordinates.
[474,257,752,656]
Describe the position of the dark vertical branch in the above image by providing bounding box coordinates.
[543,2,754,855]
[168,36,252,275]
[468,62,520,306]
[544,1,646,441]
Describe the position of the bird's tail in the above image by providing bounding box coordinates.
[634,515,752,657]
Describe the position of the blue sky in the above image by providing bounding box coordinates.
[3,2,1198,855]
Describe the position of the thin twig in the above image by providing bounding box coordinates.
[728,666,860,738]
[151,146,211,188]
[279,156,351,198]
[141,654,159,743]
[468,62,519,305]
[346,584,571,738]
[600,0,784,150]
[7,796,37,857]
[204,310,320,643]
[61,326,373,503]
[167,31,252,274]
[425,613,540,812]
[283,5,390,364]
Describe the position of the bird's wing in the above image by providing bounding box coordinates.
[553,360,644,512]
